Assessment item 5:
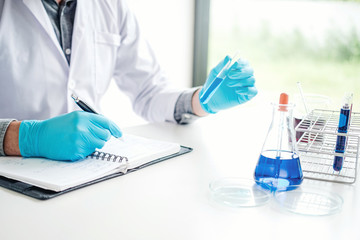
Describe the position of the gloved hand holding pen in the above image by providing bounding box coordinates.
[199,55,258,114]
[19,111,122,161]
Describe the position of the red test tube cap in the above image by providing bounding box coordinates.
[279,93,289,111]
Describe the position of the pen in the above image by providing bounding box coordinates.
[71,94,98,114]
[333,93,353,171]
[71,93,124,141]
[199,53,239,104]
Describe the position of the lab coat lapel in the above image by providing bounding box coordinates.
[22,0,68,67]
[69,0,87,68]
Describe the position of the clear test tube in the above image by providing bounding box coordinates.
[199,52,240,104]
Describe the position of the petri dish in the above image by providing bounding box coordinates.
[209,178,272,208]
[274,186,343,216]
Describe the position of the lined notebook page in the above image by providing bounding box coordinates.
[0,134,181,192]
[98,134,181,169]
[0,157,124,191]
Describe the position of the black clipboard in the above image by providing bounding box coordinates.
[0,146,192,200]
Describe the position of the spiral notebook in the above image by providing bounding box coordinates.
[0,134,192,200]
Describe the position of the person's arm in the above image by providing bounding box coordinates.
[0,112,123,161]
[173,88,207,124]
[194,56,257,114]
[3,121,21,156]
[0,119,19,156]
[174,56,257,124]
[191,88,208,117]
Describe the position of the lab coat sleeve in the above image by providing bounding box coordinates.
[0,119,15,156]
[112,1,184,123]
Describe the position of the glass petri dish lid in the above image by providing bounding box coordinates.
[209,178,272,208]
[274,186,343,216]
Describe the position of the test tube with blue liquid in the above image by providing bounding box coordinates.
[333,93,353,172]
[254,93,303,191]
[199,53,240,104]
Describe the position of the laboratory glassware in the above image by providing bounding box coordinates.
[296,108,359,184]
[254,93,303,191]
[333,93,353,171]
[199,52,240,104]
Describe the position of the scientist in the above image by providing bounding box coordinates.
[0,0,257,161]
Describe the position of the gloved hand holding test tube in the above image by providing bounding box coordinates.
[199,53,257,113]
[200,53,240,104]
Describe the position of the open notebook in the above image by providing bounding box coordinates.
[0,134,192,200]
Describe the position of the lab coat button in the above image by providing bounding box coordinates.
[65,48,71,55]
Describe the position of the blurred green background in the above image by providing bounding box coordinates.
[208,0,360,111]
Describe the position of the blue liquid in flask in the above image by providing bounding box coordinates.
[254,150,303,191]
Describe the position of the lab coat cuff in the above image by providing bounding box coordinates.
[0,119,16,156]
[174,87,202,124]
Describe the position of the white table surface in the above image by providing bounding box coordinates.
[1,102,359,240]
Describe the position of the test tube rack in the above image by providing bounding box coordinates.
[295,109,360,184]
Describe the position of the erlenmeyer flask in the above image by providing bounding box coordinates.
[254,93,303,191]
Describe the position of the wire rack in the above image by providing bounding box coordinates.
[295,109,360,184]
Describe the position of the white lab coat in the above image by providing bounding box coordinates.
[0,0,183,122]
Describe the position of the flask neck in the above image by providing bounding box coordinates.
[261,103,297,153]
[271,103,294,122]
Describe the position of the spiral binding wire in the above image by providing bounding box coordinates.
[88,151,129,173]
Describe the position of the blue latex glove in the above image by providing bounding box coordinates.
[19,111,122,161]
[199,56,258,113]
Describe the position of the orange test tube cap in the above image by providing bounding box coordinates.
[279,93,289,111]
